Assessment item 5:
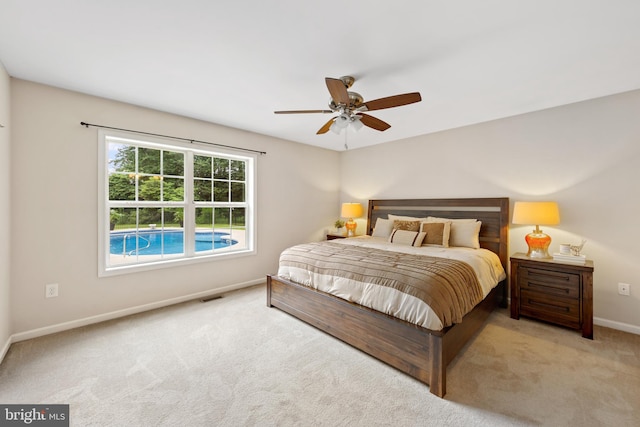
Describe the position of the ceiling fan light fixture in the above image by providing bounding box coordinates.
[330,113,357,134]
[338,113,350,125]
[350,115,364,132]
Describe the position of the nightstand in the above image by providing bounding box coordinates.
[510,253,594,339]
[326,233,346,240]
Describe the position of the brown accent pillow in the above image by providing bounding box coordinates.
[420,221,451,247]
[392,220,420,232]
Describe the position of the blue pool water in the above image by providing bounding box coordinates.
[110,230,237,255]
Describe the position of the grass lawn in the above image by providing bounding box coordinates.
[113,223,244,230]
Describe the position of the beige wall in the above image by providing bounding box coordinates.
[5,77,640,344]
[0,63,10,356]
[9,79,340,335]
[341,89,640,332]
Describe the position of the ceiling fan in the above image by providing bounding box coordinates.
[274,76,422,135]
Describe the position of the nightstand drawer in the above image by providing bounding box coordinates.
[518,266,580,298]
[520,289,581,329]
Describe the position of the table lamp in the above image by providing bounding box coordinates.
[512,201,560,259]
[341,203,363,237]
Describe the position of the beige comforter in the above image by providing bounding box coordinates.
[277,240,490,330]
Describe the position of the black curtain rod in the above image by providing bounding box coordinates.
[80,121,266,155]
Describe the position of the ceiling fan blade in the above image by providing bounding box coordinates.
[316,117,336,134]
[325,77,350,105]
[274,109,333,114]
[362,92,422,111]
[359,114,391,132]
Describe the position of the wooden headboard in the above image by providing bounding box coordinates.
[366,198,509,270]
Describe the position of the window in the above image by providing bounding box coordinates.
[98,130,255,276]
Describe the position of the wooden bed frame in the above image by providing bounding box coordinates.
[267,197,509,397]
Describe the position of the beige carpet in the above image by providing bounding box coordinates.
[1,284,638,426]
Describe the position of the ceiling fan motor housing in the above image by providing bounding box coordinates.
[329,92,363,112]
[339,75,355,88]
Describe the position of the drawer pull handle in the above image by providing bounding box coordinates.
[529,271,570,281]
[527,299,570,313]
[529,282,571,294]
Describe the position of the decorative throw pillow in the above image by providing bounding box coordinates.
[419,221,451,247]
[388,229,423,246]
[392,220,421,232]
[371,218,393,238]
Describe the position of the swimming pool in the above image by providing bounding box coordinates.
[110,230,237,255]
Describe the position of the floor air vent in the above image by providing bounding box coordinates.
[200,295,223,303]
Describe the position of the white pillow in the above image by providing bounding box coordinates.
[371,218,393,238]
[449,220,482,249]
[425,217,481,249]
[388,229,424,246]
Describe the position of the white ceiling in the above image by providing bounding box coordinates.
[2,1,640,151]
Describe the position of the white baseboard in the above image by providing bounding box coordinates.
[594,317,640,336]
[0,335,11,364]
[2,282,637,366]
[10,278,264,344]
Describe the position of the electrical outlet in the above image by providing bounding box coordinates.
[618,282,630,296]
[45,283,59,298]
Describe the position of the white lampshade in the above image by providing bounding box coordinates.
[330,114,363,134]
[350,116,364,132]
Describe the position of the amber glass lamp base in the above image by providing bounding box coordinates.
[345,219,357,237]
[525,229,552,258]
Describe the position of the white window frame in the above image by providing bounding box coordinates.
[98,129,256,277]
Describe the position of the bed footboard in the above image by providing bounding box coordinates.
[267,274,504,397]
[267,274,447,396]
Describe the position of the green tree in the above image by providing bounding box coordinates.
[139,177,161,201]
[110,144,135,172]
[108,174,135,200]
[109,144,185,202]
[194,155,211,178]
